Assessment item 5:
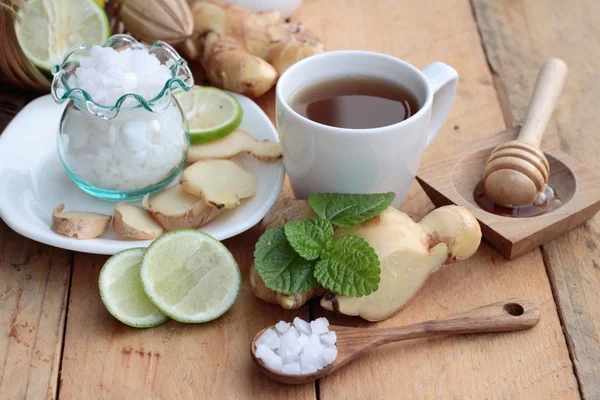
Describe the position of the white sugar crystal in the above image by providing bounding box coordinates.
[61,104,185,191]
[281,362,302,375]
[302,365,318,374]
[258,318,336,376]
[277,328,303,359]
[255,344,283,371]
[293,317,312,336]
[320,331,337,347]
[74,45,171,105]
[275,321,291,334]
[297,333,309,347]
[323,347,338,364]
[256,328,281,350]
[310,317,329,335]
[300,334,327,370]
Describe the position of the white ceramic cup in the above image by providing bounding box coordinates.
[276,50,458,207]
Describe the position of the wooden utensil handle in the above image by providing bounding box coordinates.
[375,299,540,345]
[518,58,568,148]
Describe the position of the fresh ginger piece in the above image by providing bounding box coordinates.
[266,23,325,75]
[250,198,323,309]
[51,204,111,239]
[143,184,221,231]
[320,206,481,321]
[260,197,317,233]
[188,0,323,97]
[188,130,282,163]
[113,203,163,240]
[250,262,324,310]
[200,32,277,98]
[180,159,257,209]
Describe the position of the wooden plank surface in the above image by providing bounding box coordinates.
[472,1,600,398]
[0,220,71,400]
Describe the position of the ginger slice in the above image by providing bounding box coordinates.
[188,130,282,163]
[320,206,482,321]
[180,159,257,209]
[51,204,111,240]
[113,203,163,240]
[143,184,221,231]
[250,198,324,310]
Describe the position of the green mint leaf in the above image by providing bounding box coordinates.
[308,192,395,227]
[284,218,334,261]
[314,235,380,297]
[254,227,319,294]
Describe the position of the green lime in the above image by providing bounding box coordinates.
[15,0,110,72]
[140,230,241,323]
[99,248,168,328]
[175,86,243,144]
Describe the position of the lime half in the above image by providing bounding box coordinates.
[175,86,243,144]
[15,0,110,72]
[140,230,241,323]
[99,248,168,328]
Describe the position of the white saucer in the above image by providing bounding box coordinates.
[0,94,284,255]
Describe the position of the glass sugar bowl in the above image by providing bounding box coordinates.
[51,34,193,201]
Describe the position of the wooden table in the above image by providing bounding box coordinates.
[1,0,599,399]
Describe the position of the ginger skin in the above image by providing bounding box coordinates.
[320,206,481,321]
[250,198,323,309]
[186,0,324,97]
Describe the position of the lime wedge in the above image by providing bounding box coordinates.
[140,230,241,323]
[175,86,243,144]
[99,248,168,328]
[15,0,110,72]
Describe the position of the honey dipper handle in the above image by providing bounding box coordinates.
[518,58,568,147]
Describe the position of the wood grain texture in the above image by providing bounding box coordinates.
[472,0,600,398]
[58,219,315,400]
[253,299,541,385]
[294,0,579,398]
[0,220,71,400]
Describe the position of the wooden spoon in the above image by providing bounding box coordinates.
[251,298,540,385]
[483,58,568,207]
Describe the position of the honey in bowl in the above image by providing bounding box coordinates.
[473,180,562,218]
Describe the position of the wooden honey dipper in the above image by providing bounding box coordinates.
[483,58,568,207]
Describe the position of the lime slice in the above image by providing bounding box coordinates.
[175,86,243,144]
[140,230,241,323]
[15,0,110,72]
[99,248,168,328]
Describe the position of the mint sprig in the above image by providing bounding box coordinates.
[284,218,334,261]
[254,193,394,297]
[254,227,318,294]
[314,235,380,297]
[308,192,395,227]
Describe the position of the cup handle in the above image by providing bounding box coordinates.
[421,62,459,147]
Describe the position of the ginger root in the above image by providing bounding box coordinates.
[186,0,324,97]
[250,198,323,309]
[320,206,481,321]
[188,130,282,163]
[143,184,221,231]
[51,204,111,239]
[113,202,163,240]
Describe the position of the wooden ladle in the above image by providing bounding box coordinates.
[483,58,568,207]
[251,298,540,385]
